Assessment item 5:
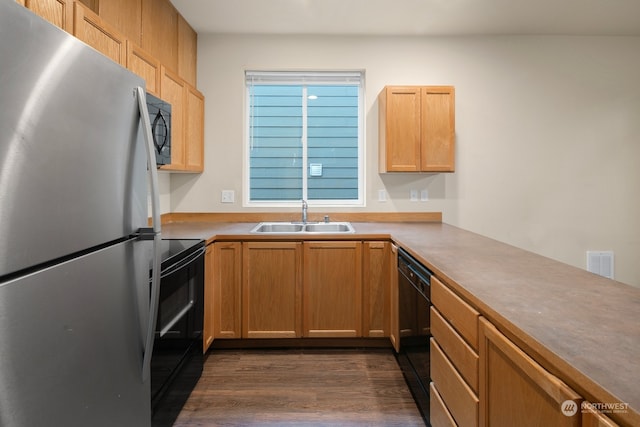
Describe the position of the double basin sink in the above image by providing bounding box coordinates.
[251,221,355,234]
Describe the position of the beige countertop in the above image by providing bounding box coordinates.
[161,220,640,425]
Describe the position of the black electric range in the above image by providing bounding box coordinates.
[151,238,206,427]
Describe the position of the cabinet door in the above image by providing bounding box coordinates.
[479,318,581,427]
[178,13,197,86]
[184,84,205,172]
[421,86,455,172]
[389,244,400,352]
[141,0,178,73]
[582,404,620,427]
[213,242,242,339]
[202,243,214,352]
[242,242,302,338]
[73,2,126,66]
[303,241,362,337]
[379,86,422,172]
[126,41,161,97]
[159,66,185,170]
[24,0,73,32]
[363,241,390,337]
[98,0,141,45]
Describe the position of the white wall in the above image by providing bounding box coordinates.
[170,33,640,286]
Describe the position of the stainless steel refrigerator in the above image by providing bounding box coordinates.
[0,2,162,426]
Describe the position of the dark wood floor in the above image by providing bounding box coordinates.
[173,348,426,426]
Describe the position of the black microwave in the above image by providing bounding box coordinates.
[145,92,172,166]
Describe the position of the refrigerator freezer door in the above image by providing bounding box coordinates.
[0,2,147,277]
[0,238,153,427]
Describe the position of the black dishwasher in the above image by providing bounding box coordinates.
[396,247,432,424]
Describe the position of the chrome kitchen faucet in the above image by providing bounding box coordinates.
[301,199,308,224]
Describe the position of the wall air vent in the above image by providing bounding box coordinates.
[586,251,614,279]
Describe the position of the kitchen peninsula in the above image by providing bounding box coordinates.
[161,214,639,427]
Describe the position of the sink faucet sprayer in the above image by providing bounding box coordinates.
[301,199,308,224]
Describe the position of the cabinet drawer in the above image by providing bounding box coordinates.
[431,338,479,427]
[431,306,479,393]
[431,276,479,350]
[582,404,619,427]
[430,382,458,427]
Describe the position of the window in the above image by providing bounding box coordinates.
[245,71,364,206]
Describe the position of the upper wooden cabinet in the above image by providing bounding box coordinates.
[160,66,185,171]
[160,66,205,172]
[141,0,178,73]
[22,0,73,32]
[184,84,205,172]
[73,2,126,66]
[178,13,198,86]
[126,41,161,96]
[379,86,455,173]
[98,0,141,45]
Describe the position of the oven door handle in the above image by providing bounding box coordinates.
[160,245,206,279]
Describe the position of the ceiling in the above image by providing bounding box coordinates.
[171,0,640,36]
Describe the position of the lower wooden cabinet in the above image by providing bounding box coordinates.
[208,240,390,341]
[478,317,582,427]
[362,241,390,337]
[242,242,302,338]
[303,241,362,337]
[212,241,242,339]
[582,403,620,427]
[431,338,479,427]
[202,243,214,352]
[389,244,400,352]
[430,381,458,427]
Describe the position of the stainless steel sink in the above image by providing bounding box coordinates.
[304,222,355,233]
[250,222,355,234]
[251,223,305,233]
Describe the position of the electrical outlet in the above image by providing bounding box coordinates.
[378,189,387,202]
[410,190,418,202]
[421,190,429,201]
[221,190,235,203]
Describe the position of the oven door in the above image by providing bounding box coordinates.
[151,244,204,415]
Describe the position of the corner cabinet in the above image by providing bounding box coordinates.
[379,86,455,173]
[428,274,628,427]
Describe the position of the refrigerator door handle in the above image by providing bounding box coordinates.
[136,86,162,382]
